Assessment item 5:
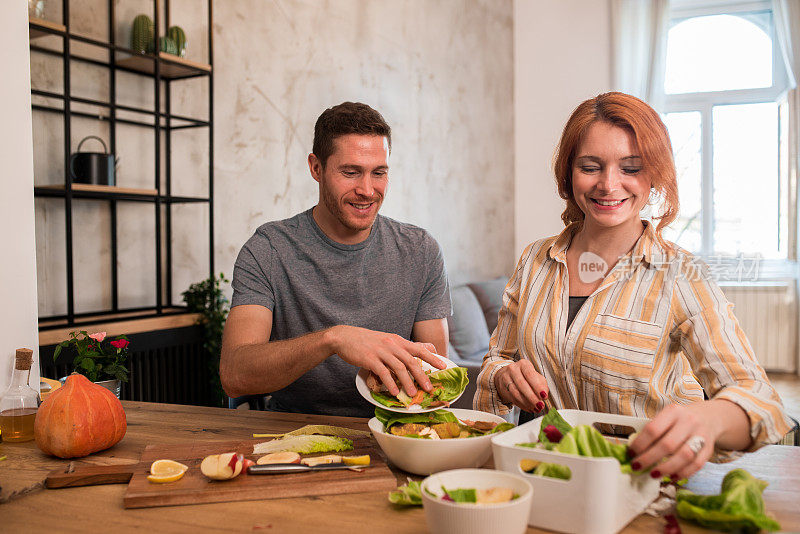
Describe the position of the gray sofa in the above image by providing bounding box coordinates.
[447,277,508,410]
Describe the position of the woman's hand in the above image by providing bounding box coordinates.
[628,399,750,480]
[493,360,549,413]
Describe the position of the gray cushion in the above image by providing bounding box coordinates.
[467,277,508,335]
[447,285,491,361]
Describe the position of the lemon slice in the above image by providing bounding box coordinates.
[147,471,187,483]
[150,459,189,476]
[148,459,189,482]
[341,455,370,466]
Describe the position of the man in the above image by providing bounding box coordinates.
[220,102,451,417]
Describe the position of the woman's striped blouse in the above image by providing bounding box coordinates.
[475,221,791,448]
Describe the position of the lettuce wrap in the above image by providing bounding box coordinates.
[370,366,468,409]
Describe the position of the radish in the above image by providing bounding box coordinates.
[543,425,563,443]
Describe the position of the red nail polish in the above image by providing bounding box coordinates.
[536,401,544,411]
[540,391,548,399]
[650,470,662,479]
[632,461,642,470]
[670,474,679,481]
[626,448,635,458]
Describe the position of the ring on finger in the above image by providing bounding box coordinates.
[506,381,512,391]
[686,435,705,455]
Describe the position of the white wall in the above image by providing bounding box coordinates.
[0,1,40,393]
[32,0,516,318]
[513,0,613,256]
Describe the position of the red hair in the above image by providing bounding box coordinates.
[553,92,678,248]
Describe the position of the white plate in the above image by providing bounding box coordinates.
[355,355,463,414]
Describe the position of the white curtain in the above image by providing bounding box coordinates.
[773,1,800,258]
[610,0,670,111]
[773,0,800,88]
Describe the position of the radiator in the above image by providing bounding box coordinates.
[40,325,218,406]
[719,282,798,372]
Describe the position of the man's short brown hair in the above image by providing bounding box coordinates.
[312,102,391,168]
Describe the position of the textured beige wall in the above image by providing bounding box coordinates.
[32,0,514,317]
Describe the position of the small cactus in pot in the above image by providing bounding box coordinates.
[131,14,154,54]
[168,26,187,57]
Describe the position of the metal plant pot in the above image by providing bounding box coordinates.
[59,377,122,399]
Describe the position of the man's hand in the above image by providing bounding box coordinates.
[327,325,446,397]
[493,360,549,413]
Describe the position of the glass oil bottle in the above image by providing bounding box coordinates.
[0,348,41,442]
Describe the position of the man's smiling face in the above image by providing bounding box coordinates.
[311,134,389,242]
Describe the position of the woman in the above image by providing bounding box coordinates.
[475,92,791,480]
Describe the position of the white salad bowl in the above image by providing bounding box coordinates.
[368,408,508,475]
[421,468,533,534]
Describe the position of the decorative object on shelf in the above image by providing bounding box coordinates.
[28,0,45,19]
[155,35,179,55]
[168,25,187,57]
[34,373,127,458]
[182,273,230,408]
[54,331,130,399]
[0,349,40,443]
[69,135,116,186]
[131,13,154,54]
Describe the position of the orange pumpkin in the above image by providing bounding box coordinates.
[34,373,127,458]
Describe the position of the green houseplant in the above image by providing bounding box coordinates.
[182,273,229,407]
[53,331,130,386]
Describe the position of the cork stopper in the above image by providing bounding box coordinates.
[14,348,33,371]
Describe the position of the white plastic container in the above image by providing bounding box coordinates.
[491,410,660,534]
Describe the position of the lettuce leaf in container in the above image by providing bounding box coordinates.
[368,366,468,409]
[676,469,781,533]
[516,408,635,479]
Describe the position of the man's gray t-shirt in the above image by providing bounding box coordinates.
[231,208,452,417]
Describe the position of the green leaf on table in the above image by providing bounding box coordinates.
[388,479,423,506]
[676,469,781,533]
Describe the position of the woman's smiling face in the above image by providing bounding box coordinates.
[571,121,652,231]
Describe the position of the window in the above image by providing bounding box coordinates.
[660,1,791,261]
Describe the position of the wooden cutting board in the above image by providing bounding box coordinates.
[47,437,397,509]
[124,437,397,508]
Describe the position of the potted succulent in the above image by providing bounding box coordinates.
[54,331,130,398]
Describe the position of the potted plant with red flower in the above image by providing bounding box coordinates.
[53,331,130,398]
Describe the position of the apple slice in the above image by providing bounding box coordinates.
[476,487,515,504]
[301,455,342,467]
[200,452,244,480]
[256,451,302,465]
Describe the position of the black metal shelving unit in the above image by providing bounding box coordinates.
[29,0,214,331]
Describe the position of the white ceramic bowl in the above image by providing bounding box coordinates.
[421,468,533,534]
[368,408,507,475]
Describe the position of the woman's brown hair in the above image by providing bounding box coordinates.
[553,92,678,247]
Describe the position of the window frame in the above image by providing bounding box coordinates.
[662,0,792,270]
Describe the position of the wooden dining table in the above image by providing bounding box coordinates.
[2,401,798,533]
